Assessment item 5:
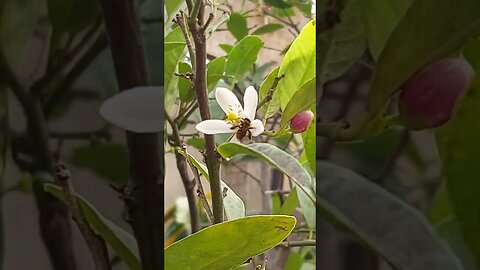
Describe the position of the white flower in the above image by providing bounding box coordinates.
[195,86,265,142]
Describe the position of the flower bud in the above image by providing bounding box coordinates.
[290,110,314,133]
[398,57,475,130]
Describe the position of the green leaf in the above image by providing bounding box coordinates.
[274,188,299,215]
[360,0,413,60]
[301,108,315,173]
[207,56,227,92]
[177,150,245,220]
[277,20,315,109]
[252,24,284,35]
[227,13,248,41]
[165,0,184,20]
[219,44,233,54]
[217,143,315,228]
[316,161,462,270]
[318,0,366,86]
[44,184,141,270]
[259,67,280,120]
[225,36,264,81]
[279,78,315,130]
[436,217,477,270]
[165,215,296,270]
[165,27,187,114]
[71,144,129,185]
[0,0,41,63]
[165,41,186,52]
[178,62,194,103]
[366,0,480,119]
[47,0,100,34]
[435,39,480,267]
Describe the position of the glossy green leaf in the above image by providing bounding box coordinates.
[225,36,263,81]
[259,67,280,120]
[279,78,315,130]
[165,41,186,52]
[100,86,163,133]
[227,13,248,41]
[164,215,296,270]
[252,24,283,35]
[318,0,366,86]
[165,27,186,114]
[207,56,227,92]
[360,0,413,60]
[436,217,477,270]
[217,143,315,228]
[177,150,245,220]
[435,40,480,267]
[316,161,462,270]
[44,184,141,270]
[367,0,480,118]
[277,20,315,109]
[71,144,128,185]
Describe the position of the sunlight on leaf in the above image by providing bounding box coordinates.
[165,215,296,270]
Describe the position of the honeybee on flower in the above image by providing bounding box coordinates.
[195,87,264,143]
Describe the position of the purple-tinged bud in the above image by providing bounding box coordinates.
[290,110,314,133]
[398,57,475,130]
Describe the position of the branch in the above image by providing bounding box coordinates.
[0,46,77,270]
[189,0,224,224]
[165,112,201,232]
[99,0,162,269]
[183,145,214,223]
[55,163,111,270]
[277,240,316,247]
[257,73,285,110]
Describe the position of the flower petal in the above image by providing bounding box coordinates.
[195,120,233,134]
[243,86,258,120]
[250,119,265,136]
[215,87,243,116]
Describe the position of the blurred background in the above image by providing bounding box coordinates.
[0,0,161,269]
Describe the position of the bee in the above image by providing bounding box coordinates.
[230,117,254,142]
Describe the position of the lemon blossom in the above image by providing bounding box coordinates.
[195,86,264,142]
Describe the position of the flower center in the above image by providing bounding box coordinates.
[225,111,241,126]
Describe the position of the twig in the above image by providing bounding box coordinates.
[173,11,196,70]
[165,112,201,232]
[182,145,214,222]
[31,17,102,96]
[277,240,316,247]
[257,73,285,110]
[55,163,111,270]
[44,34,108,119]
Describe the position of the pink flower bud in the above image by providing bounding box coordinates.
[398,57,475,130]
[290,110,314,133]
